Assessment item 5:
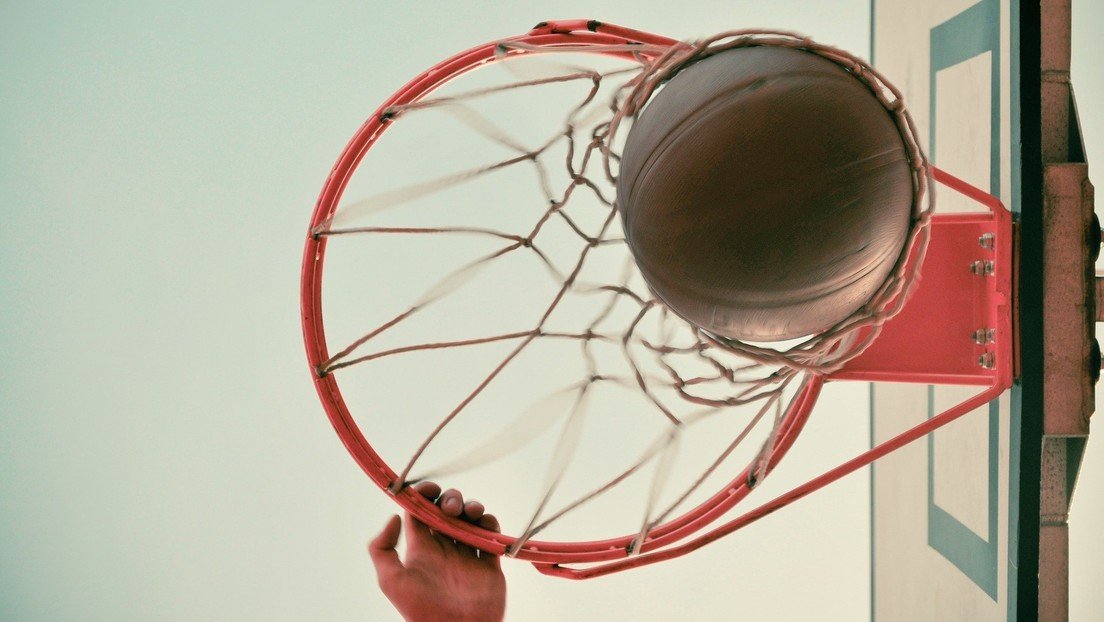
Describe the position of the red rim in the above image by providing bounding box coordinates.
[300,20,825,564]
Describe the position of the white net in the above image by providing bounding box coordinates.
[308,30,930,556]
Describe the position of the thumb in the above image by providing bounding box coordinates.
[368,515,404,586]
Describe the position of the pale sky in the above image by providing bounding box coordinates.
[2,1,1101,621]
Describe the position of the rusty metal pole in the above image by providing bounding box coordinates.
[1038,1,1096,620]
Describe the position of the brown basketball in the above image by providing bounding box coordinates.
[617,45,914,341]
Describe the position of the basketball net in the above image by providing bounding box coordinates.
[305,25,932,568]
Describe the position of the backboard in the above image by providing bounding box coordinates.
[870,0,1043,619]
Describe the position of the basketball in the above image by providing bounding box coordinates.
[617,45,915,342]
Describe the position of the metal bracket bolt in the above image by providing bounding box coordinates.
[970,260,995,276]
[978,232,995,249]
[978,352,996,369]
[972,328,996,344]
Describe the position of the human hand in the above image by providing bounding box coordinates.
[369,482,506,622]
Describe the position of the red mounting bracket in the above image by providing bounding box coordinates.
[831,167,1015,390]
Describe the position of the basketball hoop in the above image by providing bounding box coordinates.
[301,20,1013,578]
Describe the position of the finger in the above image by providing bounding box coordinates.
[413,481,441,501]
[404,509,441,556]
[438,488,463,517]
[462,500,485,522]
[367,515,404,586]
[473,514,503,569]
[477,513,501,533]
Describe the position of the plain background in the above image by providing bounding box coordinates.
[2,1,1101,620]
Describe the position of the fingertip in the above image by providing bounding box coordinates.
[369,514,402,552]
[463,500,485,521]
[441,496,462,517]
[377,513,400,534]
[478,513,501,533]
[439,488,463,517]
[413,481,441,500]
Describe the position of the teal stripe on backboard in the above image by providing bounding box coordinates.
[926,0,1002,602]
